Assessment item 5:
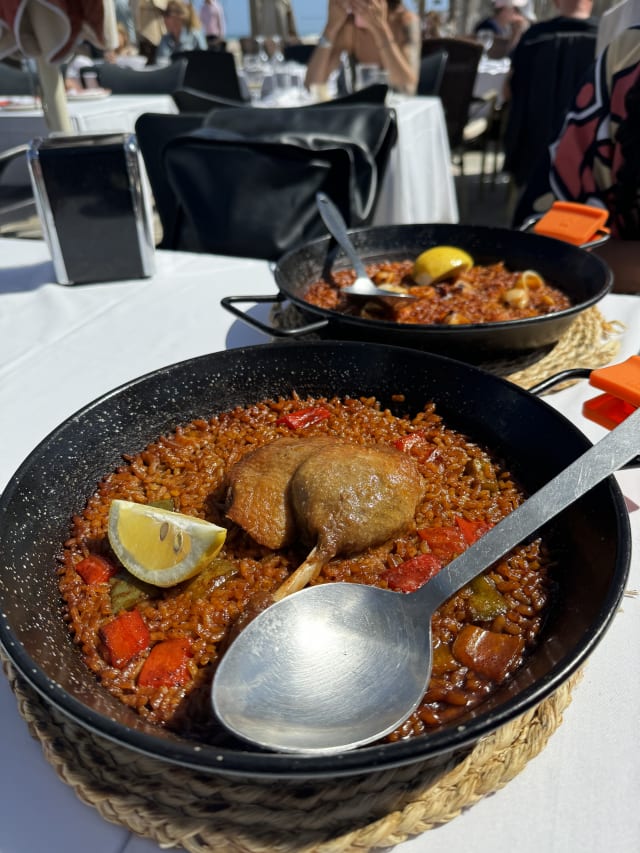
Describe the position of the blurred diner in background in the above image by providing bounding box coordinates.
[305,1,421,95]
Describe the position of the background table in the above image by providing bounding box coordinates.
[373,95,458,226]
[0,93,178,195]
[0,93,458,231]
[0,93,177,150]
[473,56,510,102]
[0,238,638,853]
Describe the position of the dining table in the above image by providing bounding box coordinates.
[0,89,458,232]
[0,236,638,853]
[473,55,511,103]
[0,92,178,152]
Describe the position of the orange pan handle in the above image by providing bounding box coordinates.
[582,355,640,429]
[520,201,611,249]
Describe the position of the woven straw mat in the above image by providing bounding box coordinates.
[4,651,582,852]
[269,304,623,390]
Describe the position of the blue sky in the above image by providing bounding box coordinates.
[220,1,325,38]
[219,1,422,39]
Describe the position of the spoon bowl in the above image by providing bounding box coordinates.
[316,192,415,300]
[212,405,639,755]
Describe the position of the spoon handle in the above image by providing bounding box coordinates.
[420,406,640,610]
[316,192,369,281]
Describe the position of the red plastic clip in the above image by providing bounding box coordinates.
[582,355,640,429]
[533,201,610,246]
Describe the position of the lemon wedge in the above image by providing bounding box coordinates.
[108,500,227,588]
[412,246,474,286]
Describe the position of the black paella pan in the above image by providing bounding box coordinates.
[0,342,630,779]
[221,223,613,361]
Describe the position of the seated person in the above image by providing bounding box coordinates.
[104,23,141,65]
[305,0,420,96]
[513,25,640,292]
[156,0,206,62]
[63,43,96,91]
[503,0,599,188]
[474,0,529,52]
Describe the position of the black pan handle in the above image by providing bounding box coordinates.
[528,367,593,396]
[220,294,330,339]
[529,366,639,467]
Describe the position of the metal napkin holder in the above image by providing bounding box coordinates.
[27,132,155,285]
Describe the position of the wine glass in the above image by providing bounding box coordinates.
[271,36,284,65]
[477,29,494,58]
[243,54,267,102]
[255,35,269,64]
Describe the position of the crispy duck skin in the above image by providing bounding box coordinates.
[225,437,424,602]
[225,436,335,550]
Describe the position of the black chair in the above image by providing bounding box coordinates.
[417,50,448,96]
[503,29,597,188]
[0,62,36,95]
[0,145,35,231]
[86,60,187,94]
[202,103,398,225]
[163,127,353,259]
[283,43,317,65]
[134,112,204,248]
[311,83,389,107]
[172,50,246,102]
[421,38,491,175]
[172,87,244,113]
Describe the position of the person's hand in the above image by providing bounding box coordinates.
[508,11,529,36]
[325,0,351,38]
[351,0,387,34]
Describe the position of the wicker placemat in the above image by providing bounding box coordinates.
[270,304,623,390]
[3,652,581,853]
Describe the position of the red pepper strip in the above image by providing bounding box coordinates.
[451,625,524,683]
[99,609,150,669]
[384,553,443,593]
[455,516,494,546]
[75,554,119,585]
[393,431,427,451]
[276,406,331,430]
[417,525,466,562]
[138,638,193,688]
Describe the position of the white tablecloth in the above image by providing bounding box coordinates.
[0,93,178,191]
[474,57,510,102]
[373,95,459,226]
[0,94,178,151]
[0,93,457,229]
[0,238,638,853]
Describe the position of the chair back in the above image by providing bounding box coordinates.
[172,87,243,113]
[163,128,353,260]
[172,50,246,102]
[311,83,389,106]
[202,103,398,225]
[91,60,187,94]
[283,43,316,65]
[134,112,204,248]
[503,29,597,187]
[0,62,35,95]
[421,38,482,148]
[417,50,448,96]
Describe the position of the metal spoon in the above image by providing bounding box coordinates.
[212,405,639,755]
[316,192,415,299]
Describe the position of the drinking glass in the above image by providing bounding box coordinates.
[477,29,494,57]
[243,55,267,102]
